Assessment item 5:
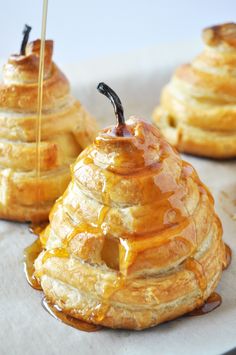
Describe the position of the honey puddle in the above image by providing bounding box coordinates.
[24,237,101,332]
[42,297,101,332]
[25,235,229,327]
[187,292,222,317]
[25,222,232,328]
[24,238,42,290]
[24,233,102,332]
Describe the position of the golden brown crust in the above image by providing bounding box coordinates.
[153,22,236,159]
[34,118,226,329]
[0,39,98,222]
[203,23,236,48]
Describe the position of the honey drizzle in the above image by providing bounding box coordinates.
[184,257,207,309]
[42,297,101,332]
[24,0,48,290]
[29,222,48,236]
[24,238,43,290]
[35,0,48,215]
[224,243,232,270]
[185,257,207,293]
[187,292,222,316]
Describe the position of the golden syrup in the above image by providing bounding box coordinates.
[29,222,48,236]
[35,0,48,219]
[97,205,109,227]
[24,238,43,290]
[223,243,232,270]
[184,257,207,293]
[42,297,101,332]
[24,0,48,291]
[91,274,124,323]
[187,292,222,316]
[42,248,69,264]
[59,205,109,250]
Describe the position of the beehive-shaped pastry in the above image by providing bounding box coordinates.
[35,83,226,330]
[153,22,236,158]
[0,26,97,222]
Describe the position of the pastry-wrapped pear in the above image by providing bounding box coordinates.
[153,22,236,158]
[0,26,97,222]
[35,84,226,330]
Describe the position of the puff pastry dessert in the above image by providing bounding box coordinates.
[34,83,227,330]
[0,25,97,222]
[153,22,236,158]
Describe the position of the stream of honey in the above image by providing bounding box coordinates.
[35,0,48,211]
[24,0,48,291]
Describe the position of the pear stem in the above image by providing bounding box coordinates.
[97,82,126,135]
[20,24,32,55]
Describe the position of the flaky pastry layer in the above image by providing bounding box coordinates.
[153,22,236,158]
[0,40,97,222]
[35,118,226,329]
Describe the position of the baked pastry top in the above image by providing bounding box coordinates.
[153,22,236,159]
[0,31,97,222]
[34,85,226,329]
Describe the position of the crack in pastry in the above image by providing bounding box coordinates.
[153,22,236,159]
[33,84,227,329]
[0,32,97,222]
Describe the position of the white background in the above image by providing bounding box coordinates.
[0,0,236,64]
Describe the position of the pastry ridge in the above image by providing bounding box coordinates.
[0,39,98,222]
[35,117,226,329]
[153,22,236,158]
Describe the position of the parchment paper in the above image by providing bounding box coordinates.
[1,42,236,355]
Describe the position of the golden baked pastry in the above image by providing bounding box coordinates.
[0,25,97,222]
[153,22,236,159]
[34,83,227,330]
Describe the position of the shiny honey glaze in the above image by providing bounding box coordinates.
[185,257,207,293]
[25,115,232,329]
[187,292,222,317]
[224,243,232,270]
[40,122,201,272]
[24,237,102,332]
[29,222,48,236]
[42,297,101,332]
[24,238,43,290]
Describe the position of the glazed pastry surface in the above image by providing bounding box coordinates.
[153,22,236,158]
[0,39,97,222]
[35,117,226,329]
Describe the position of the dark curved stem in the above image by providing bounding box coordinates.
[97,82,126,135]
[20,24,32,55]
